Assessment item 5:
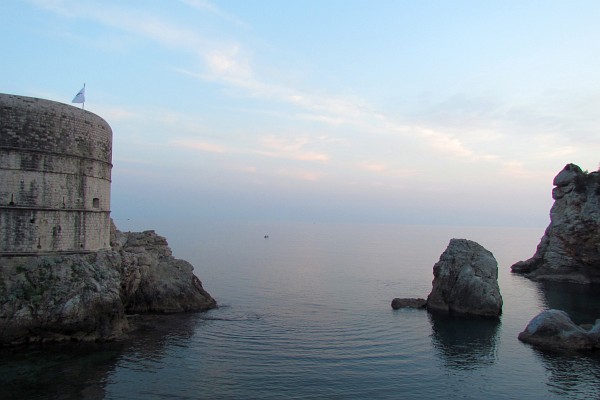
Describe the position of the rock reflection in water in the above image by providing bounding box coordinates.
[528,281,600,397]
[532,349,600,398]
[0,342,122,400]
[428,312,500,370]
[0,313,201,400]
[536,281,600,324]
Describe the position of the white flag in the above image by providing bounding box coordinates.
[72,85,85,104]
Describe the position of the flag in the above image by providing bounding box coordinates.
[72,85,85,104]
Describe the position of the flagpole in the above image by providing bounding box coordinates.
[82,83,85,110]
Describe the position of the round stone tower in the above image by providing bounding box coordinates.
[0,93,112,254]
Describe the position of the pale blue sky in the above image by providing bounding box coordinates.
[2,0,599,228]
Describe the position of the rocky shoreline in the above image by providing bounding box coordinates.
[510,164,600,351]
[511,164,600,284]
[391,163,600,353]
[0,221,216,346]
[2,163,598,353]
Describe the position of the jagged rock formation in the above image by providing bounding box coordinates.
[426,239,503,317]
[511,164,600,283]
[518,309,600,351]
[0,223,216,345]
[113,227,215,313]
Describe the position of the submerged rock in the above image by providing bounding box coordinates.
[518,309,600,351]
[391,298,427,310]
[0,222,216,345]
[511,164,600,284]
[426,239,503,318]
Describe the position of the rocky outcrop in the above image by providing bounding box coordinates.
[511,164,600,283]
[0,252,128,344]
[391,298,427,310]
[112,228,216,313]
[426,239,503,317]
[518,309,600,351]
[0,223,216,345]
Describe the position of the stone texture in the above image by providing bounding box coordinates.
[0,252,127,344]
[0,93,113,254]
[391,297,427,310]
[0,94,216,346]
[426,239,503,317]
[112,226,216,314]
[0,223,216,345]
[511,164,600,283]
[518,309,600,351]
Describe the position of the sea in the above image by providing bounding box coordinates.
[2,221,600,399]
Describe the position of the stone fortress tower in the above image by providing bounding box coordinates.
[0,93,112,255]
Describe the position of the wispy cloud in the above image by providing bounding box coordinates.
[417,127,498,162]
[179,0,249,27]
[29,0,496,168]
[203,45,254,84]
[28,0,213,53]
[92,104,140,122]
[359,163,388,173]
[172,139,228,154]
[170,134,330,165]
[357,163,420,178]
[258,136,330,162]
[179,0,218,13]
[498,161,539,179]
[28,0,599,184]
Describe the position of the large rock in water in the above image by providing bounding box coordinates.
[511,164,600,283]
[426,239,503,317]
[0,223,216,345]
[518,309,600,351]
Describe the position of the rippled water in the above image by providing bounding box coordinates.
[2,222,600,399]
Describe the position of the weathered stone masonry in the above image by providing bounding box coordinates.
[0,93,112,254]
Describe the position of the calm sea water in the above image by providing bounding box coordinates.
[2,221,600,399]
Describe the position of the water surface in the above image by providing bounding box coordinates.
[2,222,600,399]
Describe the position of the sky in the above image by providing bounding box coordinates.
[1,0,599,229]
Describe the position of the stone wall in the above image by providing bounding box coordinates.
[0,93,113,254]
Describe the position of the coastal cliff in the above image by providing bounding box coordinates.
[0,222,216,345]
[511,163,600,283]
[111,224,216,313]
